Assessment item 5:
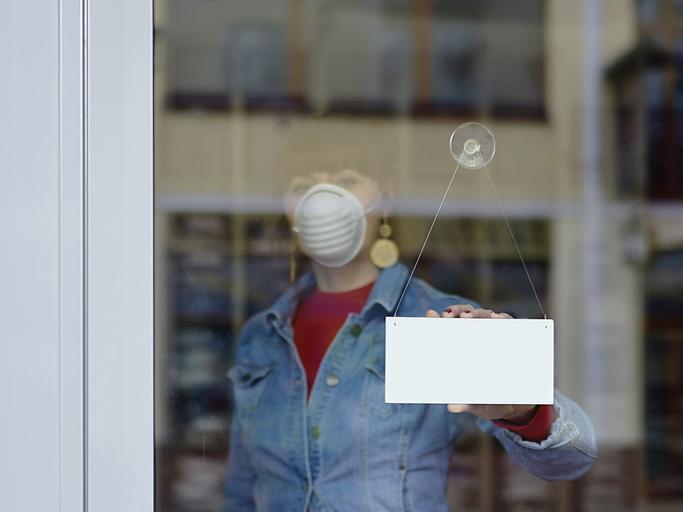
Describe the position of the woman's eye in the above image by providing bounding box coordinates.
[292,184,311,194]
[289,180,313,195]
[336,176,358,188]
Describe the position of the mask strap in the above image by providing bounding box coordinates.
[363,197,380,216]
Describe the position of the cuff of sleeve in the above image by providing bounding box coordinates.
[493,404,554,442]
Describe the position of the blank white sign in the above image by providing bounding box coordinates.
[385,317,554,405]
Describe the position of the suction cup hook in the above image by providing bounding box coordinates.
[449,122,496,169]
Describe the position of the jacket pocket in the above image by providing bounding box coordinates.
[360,357,411,511]
[363,356,400,418]
[227,363,274,418]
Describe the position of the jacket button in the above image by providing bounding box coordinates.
[325,374,340,387]
[350,324,362,336]
[311,426,320,439]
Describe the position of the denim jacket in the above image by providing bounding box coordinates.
[222,263,597,511]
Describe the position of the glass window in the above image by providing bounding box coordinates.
[155,1,683,510]
[166,1,291,108]
[639,0,660,23]
[164,0,544,116]
[430,0,544,115]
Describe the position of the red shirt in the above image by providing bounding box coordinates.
[292,282,552,441]
[494,404,554,442]
[293,281,374,397]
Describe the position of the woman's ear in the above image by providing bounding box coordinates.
[380,180,395,217]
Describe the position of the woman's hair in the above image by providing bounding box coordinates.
[276,119,395,192]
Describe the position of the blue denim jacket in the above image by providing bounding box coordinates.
[223,263,597,511]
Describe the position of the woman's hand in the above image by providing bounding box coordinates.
[425,304,538,423]
[425,304,512,319]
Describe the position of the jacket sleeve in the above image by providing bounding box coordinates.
[476,389,597,480]
[221,411,256,511]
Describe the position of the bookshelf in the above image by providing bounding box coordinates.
[645,248,683,502]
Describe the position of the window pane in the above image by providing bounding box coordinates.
[155,1,683,510]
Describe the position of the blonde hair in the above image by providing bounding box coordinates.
[276,119,395,192]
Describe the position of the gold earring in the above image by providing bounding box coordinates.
[289,238,298,283]
[370,217,399,269]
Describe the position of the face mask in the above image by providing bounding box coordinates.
[292,183,371,268]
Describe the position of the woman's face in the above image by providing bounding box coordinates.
[284,168,384,262]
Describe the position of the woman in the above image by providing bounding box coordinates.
[222,126,596,511]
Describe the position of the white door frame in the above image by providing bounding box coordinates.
[85,0,154,511]
[1,1,153,510]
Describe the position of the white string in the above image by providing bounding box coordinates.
[483,166,547,319]
[392,158,548,321]
[393,162,460,319]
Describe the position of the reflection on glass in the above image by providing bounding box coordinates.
[155,0,683,511]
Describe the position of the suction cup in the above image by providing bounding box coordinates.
[449,122,496,169]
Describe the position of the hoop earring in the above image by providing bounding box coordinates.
[370,217,399,269]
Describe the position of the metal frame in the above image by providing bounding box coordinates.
[60,0,86,510]
[85,1,154,511]
[3,1,156,509]
[0,1,151,510]
[2,1,65,510]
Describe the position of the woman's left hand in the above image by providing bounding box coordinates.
[425,304,538,424]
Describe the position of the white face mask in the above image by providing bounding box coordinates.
[292,183,371,268]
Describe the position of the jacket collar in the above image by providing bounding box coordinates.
[264,262,410,329]
[360,262,409,318]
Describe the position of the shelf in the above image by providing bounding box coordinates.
[174,315,235,328]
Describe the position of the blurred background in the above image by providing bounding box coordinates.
[153,0,683,510]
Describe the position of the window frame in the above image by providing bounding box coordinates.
[85,0,154,510]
